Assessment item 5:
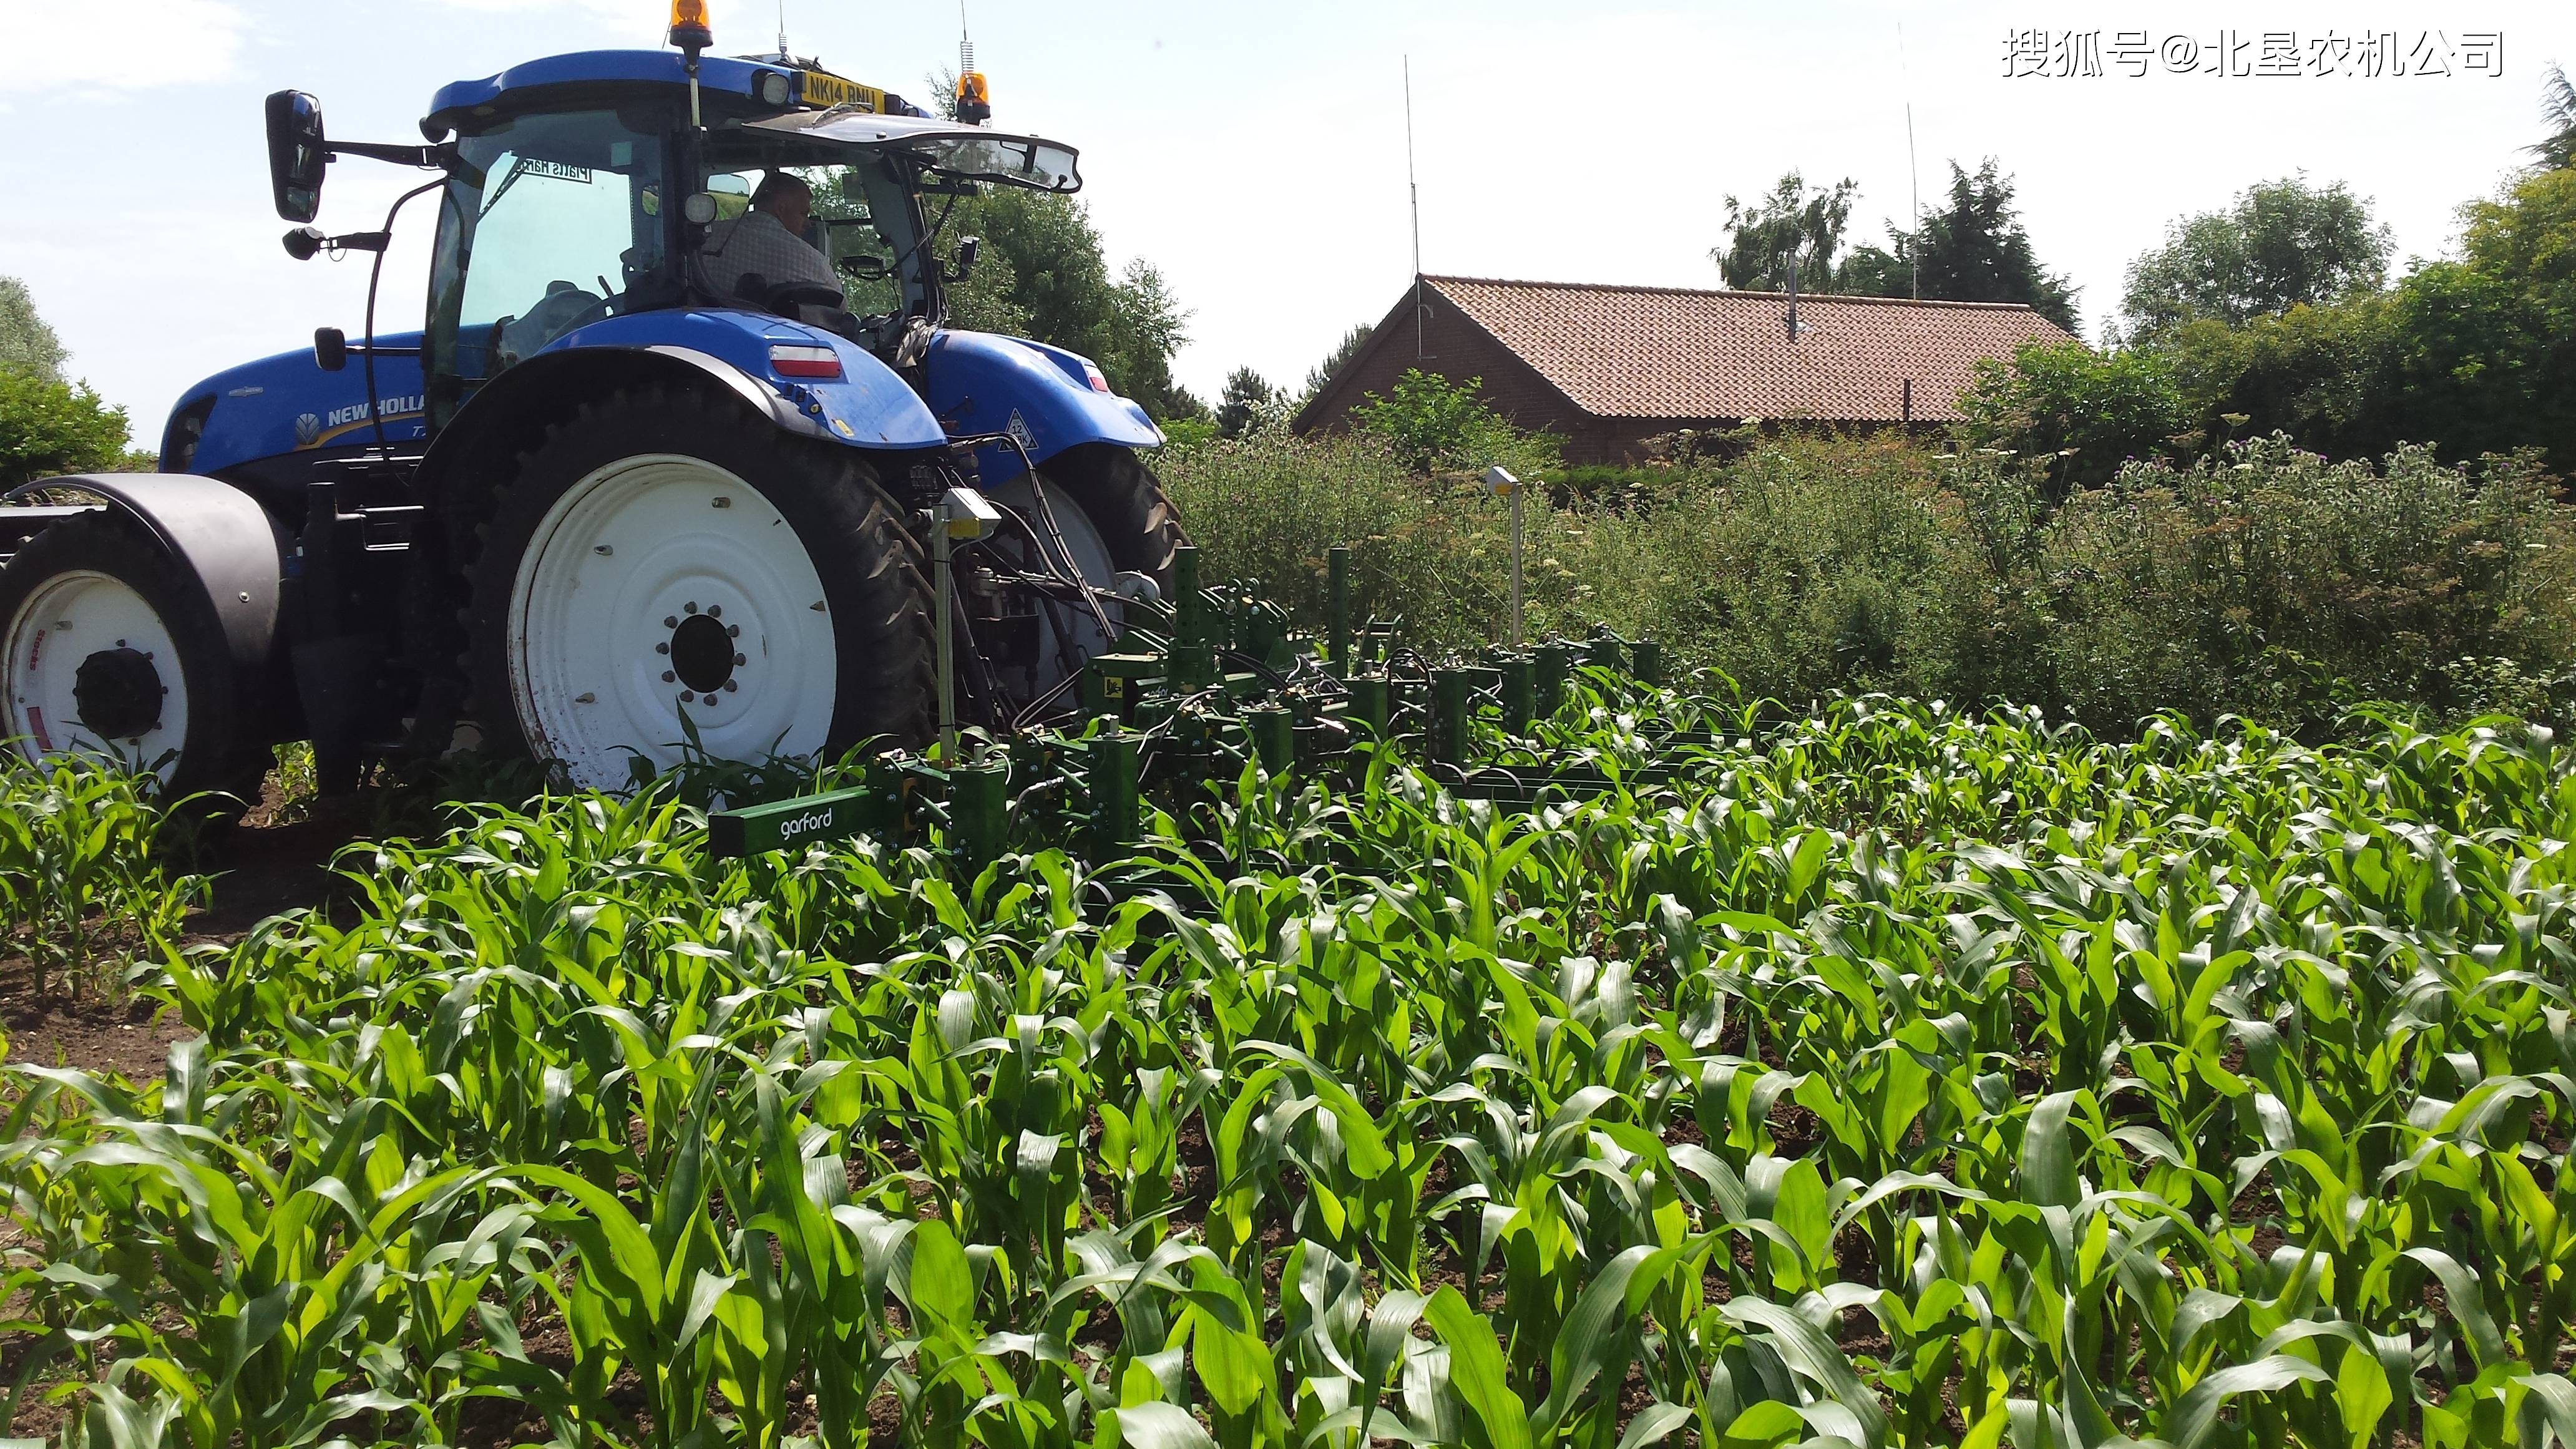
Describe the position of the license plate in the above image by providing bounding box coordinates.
[799,70,884,113]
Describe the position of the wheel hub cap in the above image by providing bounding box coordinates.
[668,610,738,693]
[72,646,162,739]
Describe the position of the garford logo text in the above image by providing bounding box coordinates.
[776,806,839,841]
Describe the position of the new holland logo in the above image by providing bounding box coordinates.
[294,413,321,446]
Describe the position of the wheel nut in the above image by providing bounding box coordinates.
[733,652,746,666]
[665,615,678,628]
[655,642,670,655]
[680,691,696,703]
[727,625,739,638]
[723,680,738,692]
[708,605,721,618]
[661,670,675,683]
[685,602,698,613]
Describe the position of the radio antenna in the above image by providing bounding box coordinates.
[960,0,975,77]
[1405,56,1425,360]
[1899,22,1920,300]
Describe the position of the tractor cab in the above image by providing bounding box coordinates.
[370,51,1081,431]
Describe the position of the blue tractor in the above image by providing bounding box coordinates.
[0,17,1184,800]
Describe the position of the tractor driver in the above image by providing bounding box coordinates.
[699,173,844,314]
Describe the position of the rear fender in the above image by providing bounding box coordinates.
[529,310,948,450]
[922,330,1163,480]
[412,333,944,523]
[2,475,285,670]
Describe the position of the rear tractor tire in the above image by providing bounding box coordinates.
[0,513,260,807]
[462,390,935,791]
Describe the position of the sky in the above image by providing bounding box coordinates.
[2,0,2569,432]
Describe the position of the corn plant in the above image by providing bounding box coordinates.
[8,696,2576,1446]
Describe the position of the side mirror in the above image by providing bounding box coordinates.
[265,90,328,223]
[313,327,347,372]
[950,235,980,285]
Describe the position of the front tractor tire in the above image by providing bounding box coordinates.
[464,391,935,791]
[1032,443,1187,591]
[0,513,258,805]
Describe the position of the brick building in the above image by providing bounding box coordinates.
[1295,275,2077,465]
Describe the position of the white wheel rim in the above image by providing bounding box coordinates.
[2,570,190,782]
[988,474,1121,691]
[509,454,837,790]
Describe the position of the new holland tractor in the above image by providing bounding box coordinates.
[0,7,1185,803]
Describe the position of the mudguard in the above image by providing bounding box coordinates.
[410,312,950,524]
[531,310,947,449]
[922,330,1163,479]
[2,475,285,670]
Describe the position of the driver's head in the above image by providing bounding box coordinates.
[751,173,814,237]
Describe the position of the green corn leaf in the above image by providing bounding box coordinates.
[1616,1401,1695,1449]
[1111,1400,1217,1449]
[1422,1286,1531,1449]
[2334,1340,2394,1448]
[1534,1244,1659,1436]
[1718,1298,1890,1449]
[2168,1356,2332,1449]
[1188,1306,1271,1418]
[2404,1246,2509,1370]
[903,1218,977,1336]
[2022,1090,2082,1209]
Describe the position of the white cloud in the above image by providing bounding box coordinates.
[13,0,246,92]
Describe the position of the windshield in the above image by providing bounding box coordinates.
[426,108,667,414]
[700,114,939,322]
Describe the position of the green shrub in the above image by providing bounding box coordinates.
[0,363,137,487]
[1162,424,2576,736]
[2039,437,2576,733]
[1347,368,1561,476]
[1959,339,2192,492]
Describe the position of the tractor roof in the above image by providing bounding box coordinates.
[424,49,924,138]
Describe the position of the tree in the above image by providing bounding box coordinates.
[2158,300,2399,461]
[2378,166,2576,474]
[1712,172,1859,292]
[1833,238,1914,298]
[2537,62,2576,171]
[939,187,1201,421]
[0,276,66,381]
[1302,322,1373,399]
[1893,160,2080,332]
[2118,177,2393,343]
[1215,367,1279,439]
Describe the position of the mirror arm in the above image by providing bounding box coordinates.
[326,140,444,168]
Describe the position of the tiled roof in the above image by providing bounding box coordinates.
[1420,275,2076,423]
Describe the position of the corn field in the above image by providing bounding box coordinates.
[7,691,2576,1448]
